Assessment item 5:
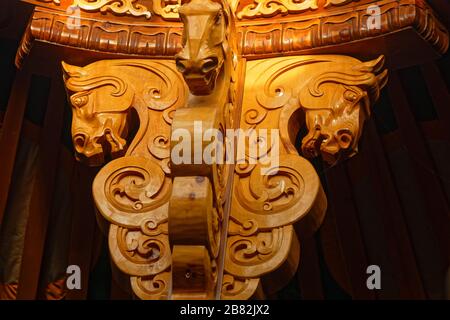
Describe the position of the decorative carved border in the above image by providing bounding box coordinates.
[30,0,243,20]
[16,0,449,67]
[237,0,449,57]
[29,1,363,20]
[70,0,153,19]
[16,7,183,68]
[33,0,177,19]
[236,0,356,19]
[36,0,60,4]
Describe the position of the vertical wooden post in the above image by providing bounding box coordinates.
[420,62,450,140]
[387,71,450,266]
[325,166,377,300]
[65,164,98,300]
[0,68,31,229]
[16,68,66,299]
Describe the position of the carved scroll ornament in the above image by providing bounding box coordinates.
[70,0,152,19]
[236,0,355,19]
[38,0,61,4]
[34,0,357,20]
[34,0,237,20]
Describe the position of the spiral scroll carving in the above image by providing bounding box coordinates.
[224,226,294,277]
[131,271,171,300]
[109,225,171,276]
[93,156,172,228]
[221,274,260,300]
[232,154,321,229]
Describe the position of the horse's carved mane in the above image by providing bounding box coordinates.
[306,56,389,107]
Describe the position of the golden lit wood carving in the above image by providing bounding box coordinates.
[221,54,387,299]
[18,0,449,67]
[324,0,359,8]
[236,0,356,19]
[63,59,188,299]
[237,0,319,19]
[152,0,181,20]
[58,0,392,300]
[34,0,230,20]
[169,0,238,298]
[300,56,388,164]
[70,0,152,19]
[37,0,60,4]
[324,0,353,7]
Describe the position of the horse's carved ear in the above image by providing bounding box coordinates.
[62,61,82,78]
[376,69,389,90]
[358,55,385,73]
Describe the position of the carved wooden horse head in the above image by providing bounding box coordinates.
[175,0,234,95]
[300,56,389,165]
[62,61,133,166]
[63,60,185,166]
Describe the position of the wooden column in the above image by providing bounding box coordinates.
[325,166,376,300]
[65,164,98,300]
[387,71,450,263]
[347,120,426,299]
[420,62,450,141]
[16,68,66,299]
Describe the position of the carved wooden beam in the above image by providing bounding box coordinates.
[16,0,449,68]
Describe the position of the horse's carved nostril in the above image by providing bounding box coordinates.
[336,129,353,149]
[201,57,219,74]
[320,133,331,142]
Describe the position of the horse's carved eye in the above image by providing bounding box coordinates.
[176,59,187,73]
[202,57,219,73]
[214,11,223,25]
[71,94,89,108]
[344,90,358,102]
